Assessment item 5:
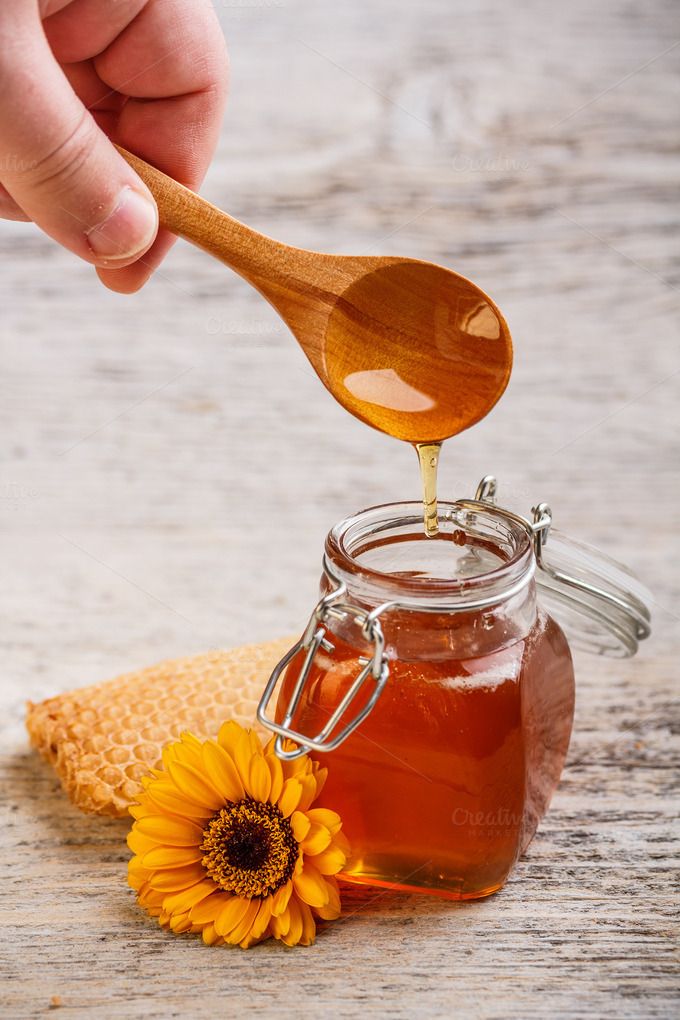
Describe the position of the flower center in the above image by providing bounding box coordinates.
[200,799,299,899]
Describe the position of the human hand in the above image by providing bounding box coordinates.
[0,0,228,292]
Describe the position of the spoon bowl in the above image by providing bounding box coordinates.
[323,258,510,442]
[119,148,512,443]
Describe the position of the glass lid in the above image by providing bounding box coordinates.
[471,476,652,658]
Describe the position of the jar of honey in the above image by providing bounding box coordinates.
[257,477,651,900]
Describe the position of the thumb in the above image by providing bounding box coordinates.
[0,14,157,268]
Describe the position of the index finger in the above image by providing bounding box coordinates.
[49,0,229,291]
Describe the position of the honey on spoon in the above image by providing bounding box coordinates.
[118,148,513,529]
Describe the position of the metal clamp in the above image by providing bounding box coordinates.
[474,476,650,647]
[474,474,553,558]
[256,585,390,760]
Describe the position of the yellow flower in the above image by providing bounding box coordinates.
[127,721,349,948]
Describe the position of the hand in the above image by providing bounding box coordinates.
[0,0,228,292]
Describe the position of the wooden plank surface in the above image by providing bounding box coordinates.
[1,0,678,1016]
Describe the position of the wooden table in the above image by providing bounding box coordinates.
[1,0,678,1016]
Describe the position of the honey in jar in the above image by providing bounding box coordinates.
[258,480,651,900]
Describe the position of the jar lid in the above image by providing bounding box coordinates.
[473,476,651,658]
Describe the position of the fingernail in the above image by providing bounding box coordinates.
[86,186,157,262]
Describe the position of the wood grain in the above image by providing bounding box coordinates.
[0,0,678,1016]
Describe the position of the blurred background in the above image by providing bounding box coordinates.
[1,0,678,738]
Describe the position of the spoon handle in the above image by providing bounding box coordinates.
[116,145,283,282]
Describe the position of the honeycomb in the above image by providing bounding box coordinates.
[26,636,295,817]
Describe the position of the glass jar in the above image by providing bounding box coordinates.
[257,477,651,901]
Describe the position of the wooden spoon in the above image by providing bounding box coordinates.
[119,147,512,444]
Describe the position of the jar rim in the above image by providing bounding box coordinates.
[324,500,535,609]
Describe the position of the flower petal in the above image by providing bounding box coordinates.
[214,895,251,937]
[161,742,180,772]
[248,754,271,802]
[332,830,351,855]
[293,863,330,908]
[314,876,341,920]
[223,898,260,945]
[201,741,245,803]
[312,766,328,799]
[311,844,347,875]
[250,897,272,940]
[143,783,214,821]
[306,808,342,835]
[180,731,203,751]
[202,923,220,946]
[271,905,290,939]
[163,735,202,770]
[127,856,148,891]
[296,773,318,813]
[281,896,303,946]
[142,846,203,870]
[265,753,284,805]
[128,803,149,820]
[300,822,332,856]
[127,829,158,857]
[135,815,203,847]
[270,880,293,917]
[167,760,224,810]
[278,778,302,818]
[141,768,165,784]
[162,880,216,916]
[248,728,263,755]
[277,744,308,779]
[169,910,193,933]
[238,932,262,950]
[137,884,165,913]
[298,900,316,946]
[190,892,233,925]
[232,731,255,789]
[217,720,242,756]
[148,864,207,892]
[290,810,311,843]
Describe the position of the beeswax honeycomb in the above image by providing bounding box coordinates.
[26,637,294,817]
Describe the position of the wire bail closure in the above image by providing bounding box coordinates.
[256,586,390,761]
[257,476,651,758]
[472,476,650,653]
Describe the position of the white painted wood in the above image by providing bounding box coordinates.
[0,0,678,1016]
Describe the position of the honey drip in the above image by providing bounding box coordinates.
[415,442,442,538]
